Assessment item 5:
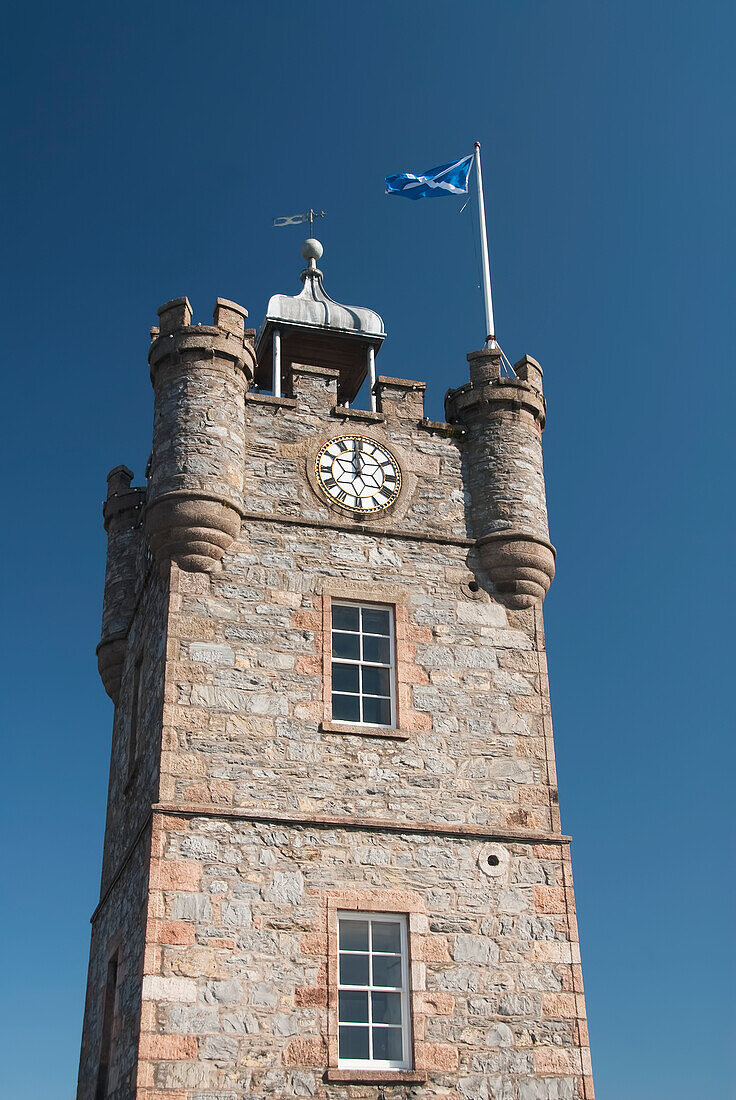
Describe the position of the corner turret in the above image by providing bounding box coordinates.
[145,296,256,574]
[446,348,555,608]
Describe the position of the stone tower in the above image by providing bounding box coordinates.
[78,240,594,1100]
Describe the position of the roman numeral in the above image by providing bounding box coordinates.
[323,476,337,489]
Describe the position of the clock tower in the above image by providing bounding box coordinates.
[78,240,594,1100]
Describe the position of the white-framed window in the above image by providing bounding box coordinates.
[337,912,411,1069]
[331,603,395,727]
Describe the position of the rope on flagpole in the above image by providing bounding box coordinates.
[497,344,517,378]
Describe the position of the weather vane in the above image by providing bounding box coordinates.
[273,208,326,236]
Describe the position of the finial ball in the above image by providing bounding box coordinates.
[301,238,324,261]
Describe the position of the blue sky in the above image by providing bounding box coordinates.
[1,1,734,1096]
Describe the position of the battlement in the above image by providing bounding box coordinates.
[148,297,257,384]
[151,295,254,338]
[446,352,545,426]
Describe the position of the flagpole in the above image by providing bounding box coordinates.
[473,141,496,348]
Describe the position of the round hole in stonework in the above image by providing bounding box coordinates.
[478,842,508,877]
[468,580,480,592]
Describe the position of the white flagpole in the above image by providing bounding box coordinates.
[473,141,496,348]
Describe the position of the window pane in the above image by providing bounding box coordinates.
[339,1026,369,1060]
[333,693,360,723]
[340,920,369,951]
[332,663,359,693]
[339,990,369,1023]
[363,635,391,664]
[333,632,360,660]
[333,605,360,631]
[362,696,392,726]
[372,1027,403,1062]
[362,666,391,696]
[371,921,401,954]
[372,954,402,987]
[362,608,390,635]
[340,953,370,986]
[371,991,402,1025]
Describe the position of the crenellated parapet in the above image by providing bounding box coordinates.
[446,348,556,608]
[97,465,146,702]
[145,297,256,574]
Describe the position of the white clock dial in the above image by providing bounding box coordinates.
[315,435,401,514]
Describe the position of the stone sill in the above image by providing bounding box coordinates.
[245,392,297,408]
[331,405,385,423]
[320,720,410,741]
[325,1069,427,1084]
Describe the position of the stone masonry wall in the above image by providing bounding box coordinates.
[463,408,550,543]
[241,371,469,540]
[136,815,592,1099]
[161,540,558,835]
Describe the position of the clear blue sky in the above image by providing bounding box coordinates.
[1,2,733,1096]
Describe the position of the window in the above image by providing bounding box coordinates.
[95,951,120,1099]
[331,603,395,727]
[126,653,143,782]
[338,913,411,1069]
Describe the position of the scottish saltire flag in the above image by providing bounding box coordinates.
[385,153,473,200]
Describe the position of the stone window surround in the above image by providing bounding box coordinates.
[324,890,429,1084]
[319,580,418,740]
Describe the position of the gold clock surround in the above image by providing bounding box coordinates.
[314,434,402,515]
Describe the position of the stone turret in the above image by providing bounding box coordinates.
[145,296,256,573]
[96,465,146,702]
[446,348,556,608]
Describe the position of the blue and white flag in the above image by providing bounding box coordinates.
[385,153,473,200]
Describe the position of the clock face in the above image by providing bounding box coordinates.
[315,435,402,514]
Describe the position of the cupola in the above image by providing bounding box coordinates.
[255,239,385,406]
